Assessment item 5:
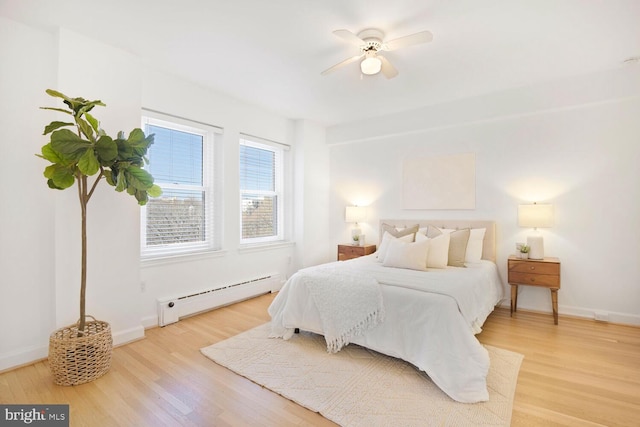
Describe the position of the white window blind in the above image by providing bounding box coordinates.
[239,136,285,243]
[141,113,221,258]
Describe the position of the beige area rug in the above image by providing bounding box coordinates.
[201,324,523,426]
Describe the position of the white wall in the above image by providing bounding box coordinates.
[0,18,332,371]
[0,16,57,370]
[138,70,299,327]
[327,66,640,325]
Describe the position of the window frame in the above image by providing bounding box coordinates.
[140,111,222,259]
[239,136,286,245]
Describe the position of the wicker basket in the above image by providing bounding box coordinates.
[48,316,113,386]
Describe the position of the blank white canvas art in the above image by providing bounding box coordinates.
[402,153,476,210]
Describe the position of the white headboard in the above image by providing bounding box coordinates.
[379,219,496,262]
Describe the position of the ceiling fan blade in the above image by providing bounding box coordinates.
[378,56,398,79]
[332,29,365,47]
[383,30,433,51]
[321,53,365,76]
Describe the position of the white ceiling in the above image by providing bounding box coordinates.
[2,0,639,126]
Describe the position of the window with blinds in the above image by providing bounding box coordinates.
[240,137,284,243]
[141,113,220,258]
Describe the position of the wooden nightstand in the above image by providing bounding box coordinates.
[337,244,376,261]
[508,256,561,324]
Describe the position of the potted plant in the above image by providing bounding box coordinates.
[519,244,530,259]
[352,234,360,246]
[38,89,161,385]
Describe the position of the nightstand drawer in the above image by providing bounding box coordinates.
[337,244,376,261]
[509,260,559,276]
[509,272,560,288]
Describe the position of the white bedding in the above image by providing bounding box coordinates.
[268,255,504,403]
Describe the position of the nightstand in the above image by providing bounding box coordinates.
[337,244,376,261]
[508,256,561,324]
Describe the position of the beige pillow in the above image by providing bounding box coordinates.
[447,229,470,267]
[382,237,429,271]
[425,226,470,267]
[381,223,419,240]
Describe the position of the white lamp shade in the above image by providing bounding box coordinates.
[345,206,366,223]
[518,204,554,228]
[360,57,382,75]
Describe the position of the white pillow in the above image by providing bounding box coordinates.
[416,232,450,269]
[376,231,414,262]
[465,228,486,263]
[382,237,429,271]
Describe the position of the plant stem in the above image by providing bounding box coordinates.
[79,175,88,335]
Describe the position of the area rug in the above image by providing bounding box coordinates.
[201,324,523,426]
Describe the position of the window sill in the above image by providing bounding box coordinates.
[237,240,295,254]
[141,249,228,267]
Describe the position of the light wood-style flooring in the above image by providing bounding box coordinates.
[1,292,639,426]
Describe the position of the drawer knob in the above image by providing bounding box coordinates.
[530,278,535,282]
[530,266,535,270]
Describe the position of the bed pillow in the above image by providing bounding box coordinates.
[382,237,429,271]
[416,232,450,268]
[465,228,486,263]
[425,226,469,267]
[447,228,470,267]
[376,232,415,262]
[381,223,419,240]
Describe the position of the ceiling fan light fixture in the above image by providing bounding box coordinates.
[361,56,382,75]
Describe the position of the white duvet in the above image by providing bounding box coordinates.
[268,255,504,403]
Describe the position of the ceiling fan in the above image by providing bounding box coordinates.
[321,28,433,79]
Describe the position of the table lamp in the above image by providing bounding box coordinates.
[518,203,553,260]
[345,206,366,242]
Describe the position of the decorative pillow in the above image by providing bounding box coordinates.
[382,237,429,271]
[381,223,419,240]
[416,232,450,268]
[465,228,486,262]
[376,232,415,262]
[447,229,470,267]
[424,226,469,267]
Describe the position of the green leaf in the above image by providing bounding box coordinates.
[147,184,162,198]
[135,190,149,205]
[50,166,75,189]
[51,129,91,159]
[40,143,64,164]
[43,164,57,179]
[95,136,118,162]
[43,121,74,135]
[76,117,94,141]
[103,170,115,186]
[46,89,72,102]
[85,112,99,133]
[115,169,127,192]
[78,149,100,176]
[125,166,154,190]
[47,178,64,190]
[40,107,72,115]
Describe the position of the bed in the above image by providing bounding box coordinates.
[268,220,504,403]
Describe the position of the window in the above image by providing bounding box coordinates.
[239,136,286,244]
[141,112,221,258]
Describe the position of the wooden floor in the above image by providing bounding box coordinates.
[1,293,639,426]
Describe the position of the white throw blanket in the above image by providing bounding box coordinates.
[294,268,384,353]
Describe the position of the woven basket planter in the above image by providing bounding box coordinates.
[48,316,113,386]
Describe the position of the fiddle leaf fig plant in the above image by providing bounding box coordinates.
[38,89,161,334]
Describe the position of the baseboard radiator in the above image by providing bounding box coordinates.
[157,273,282,326]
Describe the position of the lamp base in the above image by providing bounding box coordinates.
[527,235,544,260]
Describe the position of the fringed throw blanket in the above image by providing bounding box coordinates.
[301,269,384,353]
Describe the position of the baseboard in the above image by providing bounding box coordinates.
[0,345,48,374]
[113,324,145,346]
[497,301,640,327]
[0,323,146,374]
